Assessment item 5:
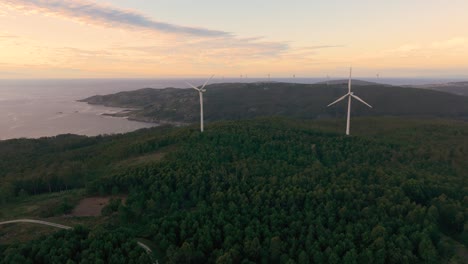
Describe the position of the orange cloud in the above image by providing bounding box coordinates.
[2,0,230,37]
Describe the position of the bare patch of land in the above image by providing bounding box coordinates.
[71,197,109,217]
[116,146,176,169]
[71,196,126,217]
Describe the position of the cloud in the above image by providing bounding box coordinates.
[432,37,467,49]
[0,32,17,39]
[2,0,231,37]
[108,36,291,62]
[300,45,345,50]
[57,47,114,57]
[390,44,421,53]
[0,0,345,77]
[0,70,23,76]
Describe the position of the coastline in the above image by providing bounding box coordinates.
[95,105,188,127]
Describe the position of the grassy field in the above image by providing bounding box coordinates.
[0,189,113,245]
[0,189,84,221]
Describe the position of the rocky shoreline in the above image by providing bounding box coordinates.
[100,108,188,126]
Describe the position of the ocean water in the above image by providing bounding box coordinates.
[0,77,465,140]
[0,79,161,140]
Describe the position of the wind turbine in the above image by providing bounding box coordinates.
[186,75,214,132]
[327,68,372,136]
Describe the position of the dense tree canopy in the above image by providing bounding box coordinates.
[0,227,151,264]
[1,117,467,263]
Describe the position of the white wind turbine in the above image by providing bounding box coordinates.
[186,75,214,132]
[327,68,372,135]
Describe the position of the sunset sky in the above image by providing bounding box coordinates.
[1,0,468,79]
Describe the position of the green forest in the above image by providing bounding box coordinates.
[0,226,151,264]
[1,117,467,263]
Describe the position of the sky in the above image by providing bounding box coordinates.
[0,0,468,79]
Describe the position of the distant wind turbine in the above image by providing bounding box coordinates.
[186,75,214,132]
[327,68,372,135]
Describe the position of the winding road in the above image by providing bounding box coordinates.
[137,241,152,253]
[0,219,72,230]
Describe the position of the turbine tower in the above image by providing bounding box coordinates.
[186,75,214,132]
[327,68,372,135]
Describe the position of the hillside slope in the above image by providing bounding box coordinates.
[1,117,467,263]
[408,81,468,96]
[80,82,468,123]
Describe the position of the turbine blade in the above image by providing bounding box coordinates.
[201,75,215,89]
[351,94,372,108]
[348,67,352,93]
[327,93,349,107]
[185,81,200,91]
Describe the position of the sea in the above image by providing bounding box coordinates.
[0,77,466,140]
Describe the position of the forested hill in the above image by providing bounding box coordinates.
[1,117,467,263]
[80,82,468,123]
[407,81,468,96]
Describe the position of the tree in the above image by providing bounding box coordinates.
[269,236,282,263]
[418,237,437,264]
[298,250,309,264]
[244,237,261,261]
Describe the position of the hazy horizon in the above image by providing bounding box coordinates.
[1,77,468,87]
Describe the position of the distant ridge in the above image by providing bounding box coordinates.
[407,81,468,96]
[315,79,391,86]
[80,82,468,124]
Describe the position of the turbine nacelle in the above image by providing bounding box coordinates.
[185,75,214,93]
[185,75,214,133]
[186,83,204,92]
